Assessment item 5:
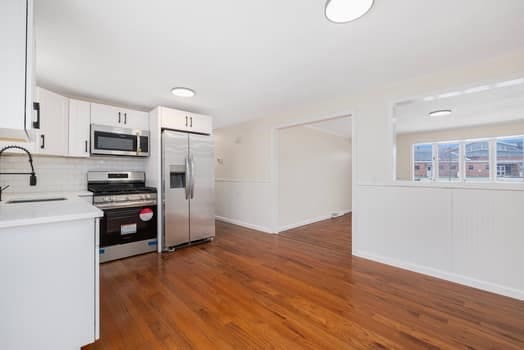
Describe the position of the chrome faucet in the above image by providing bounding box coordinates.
[0,145,37,201]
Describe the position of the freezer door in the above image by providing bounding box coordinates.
[162,131,190,247]
[189,134,215,241]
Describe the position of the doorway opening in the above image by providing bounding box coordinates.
[275,115,353,251]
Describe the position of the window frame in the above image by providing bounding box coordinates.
[495,135,524,183]
[410,134,524,184]
[411,143,435,182]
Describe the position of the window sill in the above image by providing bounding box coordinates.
[388,180,524,192]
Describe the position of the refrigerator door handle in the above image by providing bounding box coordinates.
[190,154,195,199]
[184,156,191,199]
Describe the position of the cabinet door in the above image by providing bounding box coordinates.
[68,99,90,157]
[90,103,121,127]
[189,113,213,135]
[0,0,34,141]
[35,87,69,156]
[121,108,149,130]
[160,107,190,132]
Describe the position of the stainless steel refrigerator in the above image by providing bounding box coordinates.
[162,130,215,248]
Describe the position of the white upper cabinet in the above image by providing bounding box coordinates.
[91,103,149,130]
[160,107,190,131]
[160,107,212,135]
[189,113,213,135]
[90,103,122,127]
[121,108,149,130]
[0,0,34,141]
[68,99,91,157]
[34,87,69,156]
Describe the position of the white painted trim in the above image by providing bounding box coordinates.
[304,124,351,139]
[363,181,524,192]
[279,210,352,232]
[353,250,524,301]
[215,178,271,183]
[215,216,276,234]
[272,112,355,235]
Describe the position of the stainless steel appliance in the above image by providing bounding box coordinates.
[88,171,157,262]
[162,130,215,249]
[91,124,150,157]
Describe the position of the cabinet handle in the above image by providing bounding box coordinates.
[32,102,40,129]
[190,117,193,127]
[118,112,121,124]
[40,134,45,149]
[85,140,88,153]
[185,116,188,127]
[124,113,127,124]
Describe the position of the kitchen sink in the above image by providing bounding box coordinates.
[6,197,67,204]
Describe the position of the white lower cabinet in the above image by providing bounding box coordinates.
[0,219,98,349]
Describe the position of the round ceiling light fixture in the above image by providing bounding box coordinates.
[171,87,195,97]
[325,0,374,23]
[428,109,452,118]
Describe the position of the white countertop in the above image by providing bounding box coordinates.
[0,191,103,229]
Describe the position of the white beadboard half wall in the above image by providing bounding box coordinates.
[0,154,146,193]
[215,179,275,233]
[353,184,524,300]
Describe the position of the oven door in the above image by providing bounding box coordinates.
[99,205,157,247]
[91,124,149,157]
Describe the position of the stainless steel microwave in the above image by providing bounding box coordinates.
[91,124,150,157]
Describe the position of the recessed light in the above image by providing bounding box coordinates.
[423,96,435,102]
[325,0,374,24]
[428,110,452,117]
[171,87,195,97]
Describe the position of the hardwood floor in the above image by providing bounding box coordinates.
[85,214,524,349]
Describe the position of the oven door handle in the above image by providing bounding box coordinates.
[95,200,157,210]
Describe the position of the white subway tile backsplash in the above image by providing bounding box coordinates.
[0,155,146,193]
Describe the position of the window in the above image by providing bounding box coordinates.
[411,135,524,184]
[465,140,490,181]
[496,137,524,182]
[437,143,460,181]
[413,144,433,181]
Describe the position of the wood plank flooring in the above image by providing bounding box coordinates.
[85,214,524,349]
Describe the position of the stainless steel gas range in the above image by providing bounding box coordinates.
[88,171,157,263]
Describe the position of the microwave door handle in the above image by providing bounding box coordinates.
[136,134,140,155]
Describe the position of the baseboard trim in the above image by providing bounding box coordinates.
[215,216,276,234]
[353,250,524,301]
[279,210,352,233]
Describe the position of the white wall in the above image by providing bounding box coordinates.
[214,49,524,300]
[0,154,145,193]
[278,126,351,231]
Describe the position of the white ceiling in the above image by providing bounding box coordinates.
[394,78,524,133]
[35,0,524,128]
[306,117,352,138]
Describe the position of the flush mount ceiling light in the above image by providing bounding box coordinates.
[325,0,374,23]
[428,109,452,117]
[171,87,195,97]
